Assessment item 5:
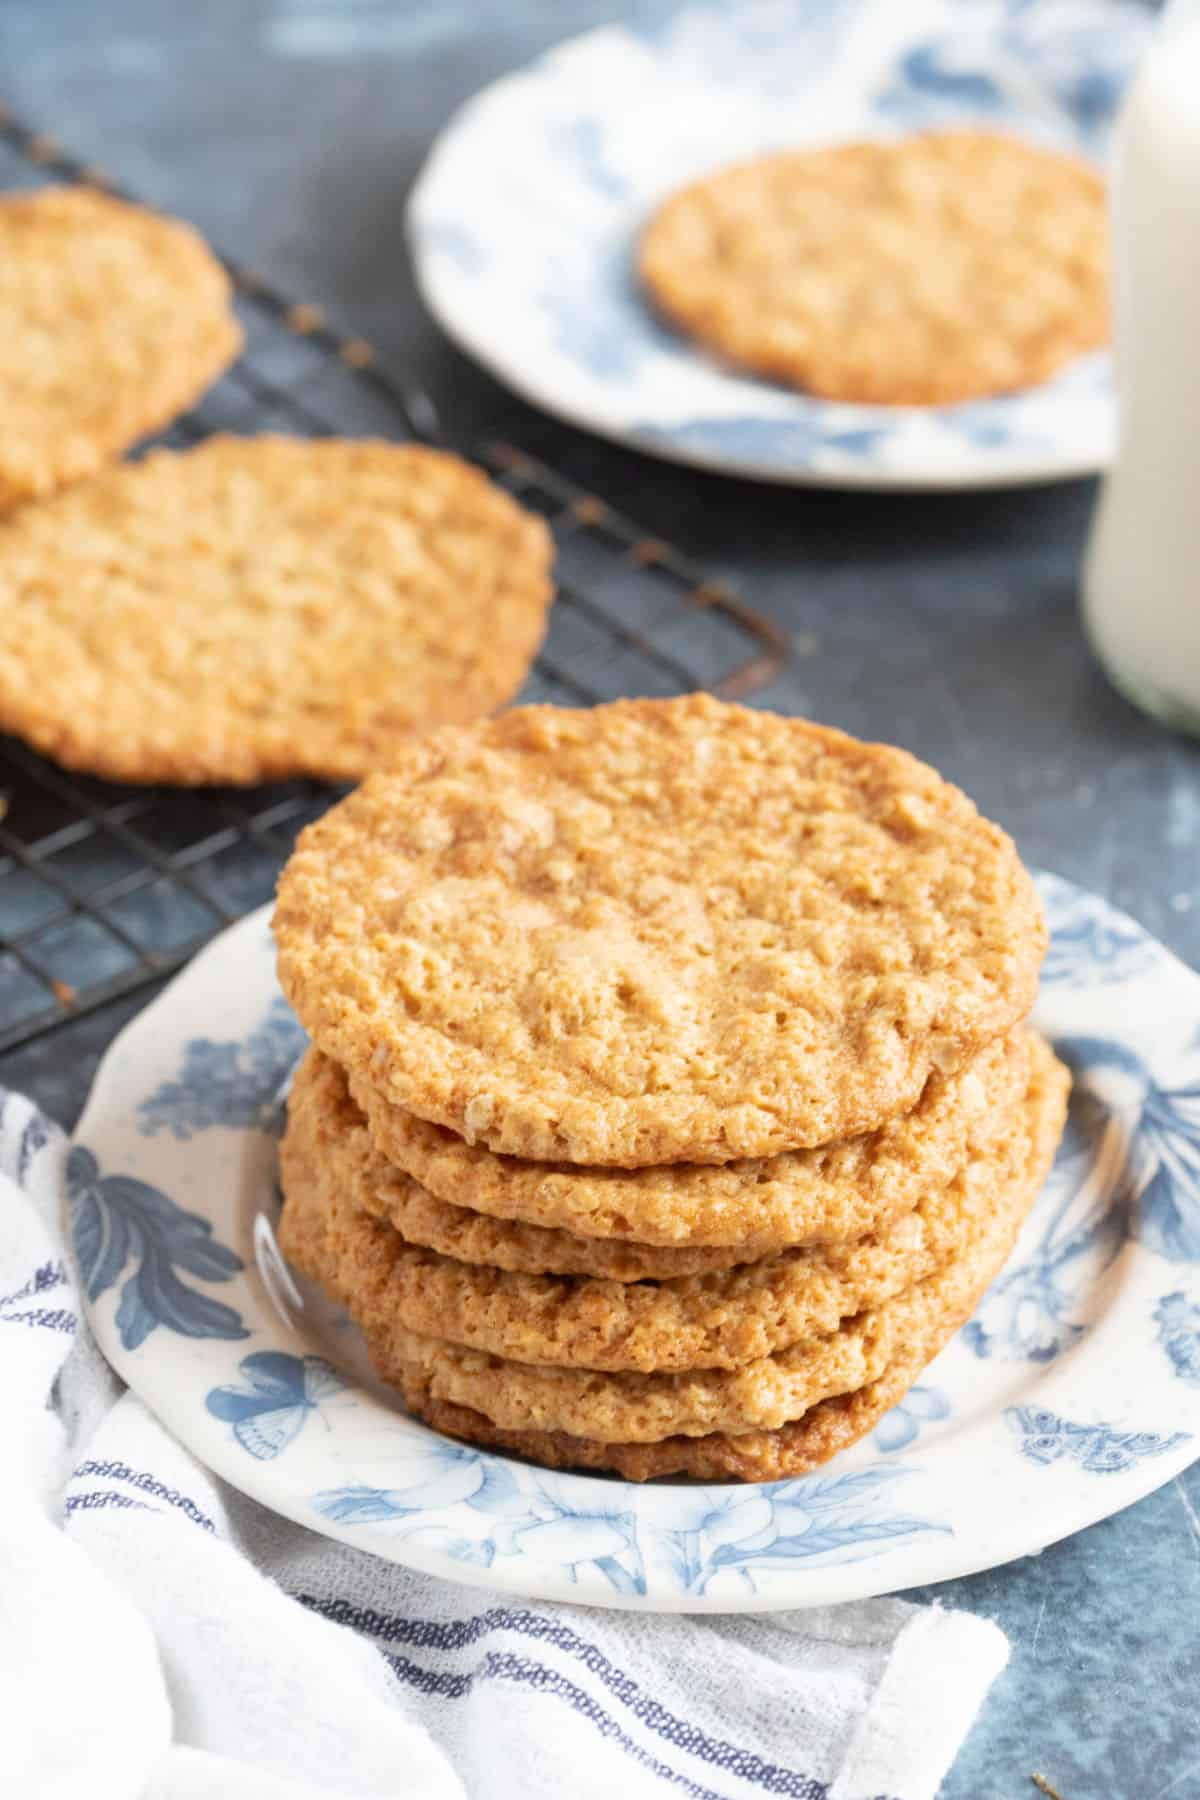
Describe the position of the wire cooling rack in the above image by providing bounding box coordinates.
[0,109,788,1056]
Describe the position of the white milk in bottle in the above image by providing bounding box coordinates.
[1082,0,1200,733]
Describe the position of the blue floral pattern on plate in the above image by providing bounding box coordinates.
[312,1458,946,1599]
[1154,1292,1200,1387]
[68,1144,247,1351]
[1007,1406,1190,1474]
[962,1083,1129,1363]
[206,1350,345,1460]
[1038,871,1163,989]
[408,0,1151,490]
[72,876,1200,1610]
[652,1470,948,1598]
[316,1446,648,1595]
[138,996,306,1140]
[1051,1034,1200,1265]
[874,1386,952,1454]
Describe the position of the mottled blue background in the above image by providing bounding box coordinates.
[0,2,1195,1795]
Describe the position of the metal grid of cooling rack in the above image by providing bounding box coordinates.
[0,109,788,1055]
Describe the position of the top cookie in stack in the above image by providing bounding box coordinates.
[274,694,1064,1481]
[277,694,1044,1162]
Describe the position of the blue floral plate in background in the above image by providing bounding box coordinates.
[73,872,1200,1612]
[408,0,1151,490]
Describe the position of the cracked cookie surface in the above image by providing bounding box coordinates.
[275,695,1045,1163]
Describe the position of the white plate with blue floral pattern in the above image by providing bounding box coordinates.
[407,0,1151,491]
[73,871,1200,1612]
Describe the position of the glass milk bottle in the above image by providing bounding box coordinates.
[1082,0,1200,733]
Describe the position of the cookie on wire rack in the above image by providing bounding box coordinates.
[0,434,555,785]
[0,186,241,507]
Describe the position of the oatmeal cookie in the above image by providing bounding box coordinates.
[639,131,1108,404]
[275,695,1045,1163]
[0,435,553,784]
[0,186,240,507]
[279,1040,1067,1436]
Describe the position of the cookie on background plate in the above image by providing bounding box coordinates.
[275,695,1046,1166]
[639,130,1109,405]
[0,186,240,508]
[0,435,555,786]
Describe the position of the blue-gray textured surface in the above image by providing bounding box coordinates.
[0,3,1196,1797]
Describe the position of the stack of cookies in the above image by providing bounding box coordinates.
[274,694,1068,1481]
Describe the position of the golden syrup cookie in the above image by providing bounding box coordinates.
[0,186,239,506]
[275,695,1045,1163]
[639,132,1108,404]
[0,435,553,784]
